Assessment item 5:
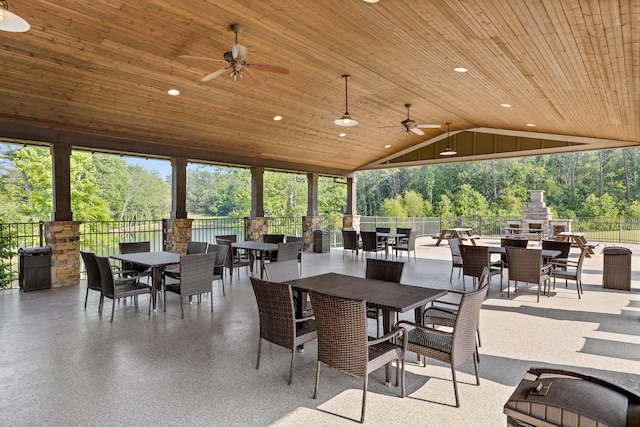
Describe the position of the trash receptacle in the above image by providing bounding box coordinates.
[314,229,330,253]
[602,246,632,290]
[18,246,52,292]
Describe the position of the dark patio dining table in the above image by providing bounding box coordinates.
[231,241,279,279]
[110,251,181,309]
[488,246,561,262]
[287,272,447,382]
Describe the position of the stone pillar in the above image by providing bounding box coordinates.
[45,221,81,287]
[163,218,193,253]
[307,173,319,216]
[343,214,361,231]
[171,157,188,219]
[302,215,323,252]
[345,174,357,216]
[51,143,73,221]
[245,216,268,242]
[250,167,265,218]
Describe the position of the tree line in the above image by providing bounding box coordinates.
[357,149,640,220]
[1,144,639,225]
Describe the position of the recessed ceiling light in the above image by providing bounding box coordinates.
[385,144,391,148]
[167,89,180,96]
[273,115,283,121]
[338,133,347,137]
[454,67,468,73]
[363,0,379,3]
[501,103,512,108]
[526,123,536,127]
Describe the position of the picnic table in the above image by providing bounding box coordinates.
[433,228,479,246]
[554,232,598,257]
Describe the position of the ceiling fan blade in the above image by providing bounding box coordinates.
[416,124,442,129]
[180,55,226,62]
[201,68,228,82]
[410,127,425,136]
[243,68,265,87]
[246,63,291,74]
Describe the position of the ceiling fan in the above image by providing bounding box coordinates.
[389,104,441,135]
[180,23,290,87]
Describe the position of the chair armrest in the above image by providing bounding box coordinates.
[294,316,314,324]
[368,326,407,346]
[541,263,553,275]
[395,320,453,338]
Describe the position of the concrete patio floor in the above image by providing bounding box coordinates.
[1,237,639,426]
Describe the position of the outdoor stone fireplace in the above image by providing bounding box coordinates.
[505,190,571,240]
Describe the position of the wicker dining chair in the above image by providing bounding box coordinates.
[309,290,407,423]
[342,229,361,259]
[448,238,464,282]
[365,258,404,337]
[118,241,152,281]
[542,239,572,270]
[95,255,152,323]
[285,235,304,274]
[163,252,216,318]
[263,234,285,261]
[361,231,385,259]
[263,259,312,319]
[550,246,588,298]
[505,246,552,302]
[396,279,488,407]
[81,251,103,310]
[500,238,528,269]
[249,277,317,385]
[459,244,502,290]
[424,267,489,362]
[208,243,229,296]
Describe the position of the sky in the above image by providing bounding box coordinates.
[123,156,172,179]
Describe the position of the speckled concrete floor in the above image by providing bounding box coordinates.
[1,237,639,426]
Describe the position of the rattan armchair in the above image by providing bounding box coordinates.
[95,255,151,323]
[365,258,404,337]
[250,277,317,385]
[397,279,488,407]
[505,246,552,302]
[550,246,588,298]
[542,239,572,269]
[500,238,528,268]
[163,241,209,282]
[264,259,312,318]
[309,290,407,423]
[217,238,252,282]
[81,251,103,310]
[163,252,216,318]
[460,244,502,290]
[263,233,285,261]
[424,267,489,362]
[393,230,417,261]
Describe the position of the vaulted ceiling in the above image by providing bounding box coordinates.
[0,0,638,176]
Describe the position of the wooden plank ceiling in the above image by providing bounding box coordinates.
[0,0,638,176]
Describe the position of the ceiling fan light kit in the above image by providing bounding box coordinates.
[440,122,457,156]
[0,0,30,32]
[335,74,358,127]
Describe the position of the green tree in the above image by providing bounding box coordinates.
[379,195,407,217]
[403,190,425,217]
[454,184,489,216]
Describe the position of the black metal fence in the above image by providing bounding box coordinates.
[3,215,640,289]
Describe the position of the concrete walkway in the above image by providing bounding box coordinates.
[0,237,638,426]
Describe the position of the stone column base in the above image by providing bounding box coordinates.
[343,214,361,231]
[45,221,81,287]
[163,218,193,253]
[246,217,268,242]
[302,216,323,252]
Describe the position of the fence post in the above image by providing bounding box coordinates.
[619,217,622,243]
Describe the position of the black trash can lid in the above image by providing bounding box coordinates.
[602,246,632,255]
[18,246,51,255]
[314,229,329,235]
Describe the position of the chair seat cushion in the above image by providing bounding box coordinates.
[164,268,180,279]
[552,270,576,280]
[394,244,409,250]
[366,307,380,319]
[424,307,456,327]
[368,341,402,364]
[407,327,452,354]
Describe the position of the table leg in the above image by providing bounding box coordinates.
[383,309,396,383]
[435,234,444,246]
[151,265,163,310]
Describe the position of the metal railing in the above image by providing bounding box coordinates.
[0,221,45,289]
[191,217,246,242]
[267,217,302,237]
[80,220,164,257]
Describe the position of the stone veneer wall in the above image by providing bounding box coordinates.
[245,217,268,242]
[302,216,323,252]
[45,221,81,287]
[162,218,193,253]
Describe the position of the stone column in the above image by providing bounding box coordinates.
[171,157,188,219]
[343,214,361,231]
[302,215,323,252]
[45,221,81,287]
[163,218,193,253]
[245,216,268,242]
[51,143,73,221]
